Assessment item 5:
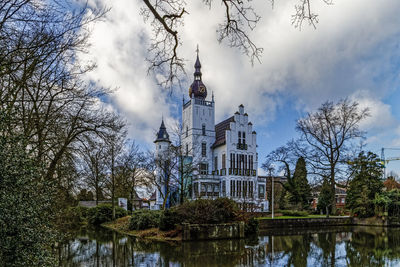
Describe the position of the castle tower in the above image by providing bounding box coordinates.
[182,48,215,176]
[154,119,171,209]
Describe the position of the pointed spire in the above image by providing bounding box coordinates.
[189,45,207,99]
[154,119,171,143]
[194,45,201,78]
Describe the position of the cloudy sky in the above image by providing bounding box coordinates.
[79,0,400,175]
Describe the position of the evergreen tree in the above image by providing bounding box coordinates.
[317,178,334,215]
[0,118,56,266]
[292,157,312,209]
[346,152,383,218]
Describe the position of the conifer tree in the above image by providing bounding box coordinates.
[346,152,383,217]
[292,157,312,210]
[317,178,334,216]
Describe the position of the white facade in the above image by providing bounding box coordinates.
[155,52,267,211]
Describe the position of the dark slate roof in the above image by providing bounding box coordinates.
[212,116,234,148]
[154,120,171,143]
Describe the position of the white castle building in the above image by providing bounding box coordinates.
[154,51,267,211]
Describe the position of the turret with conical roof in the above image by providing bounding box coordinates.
[154,119,171,143]
[189,46,207,99]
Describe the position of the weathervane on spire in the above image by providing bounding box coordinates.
[196,44,199,56]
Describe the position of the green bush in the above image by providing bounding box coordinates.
[63,206,89,226]
[159,209,179,231]
[278,210,308,217]
[244,217,259,236]
[87,204,127,225]
[174,197,239,224]
[129,210,162,230]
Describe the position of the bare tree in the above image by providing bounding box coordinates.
[78,139,108,205]
[0,1,124,189]
[104,130,126,220]
[145,148,178,210]
[115,141,151,213]
[140,0,332,88]
[295,99,369,213]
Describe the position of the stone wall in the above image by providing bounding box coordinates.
[182,222,245,241]
[258,217,353,230]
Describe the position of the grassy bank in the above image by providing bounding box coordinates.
[102,216,182,242]
[258,215,345,220]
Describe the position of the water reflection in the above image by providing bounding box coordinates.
[58,226,400,266]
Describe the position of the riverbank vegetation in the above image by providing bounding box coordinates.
[101,198,259,241]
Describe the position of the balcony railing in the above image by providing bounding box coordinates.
[228,168,256,176]
[236,143,248,150]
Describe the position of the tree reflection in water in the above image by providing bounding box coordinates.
[58,226,400,266]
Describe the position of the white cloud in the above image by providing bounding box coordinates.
[78,0,400,148]
[351,90,397,131]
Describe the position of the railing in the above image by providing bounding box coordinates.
[194,98,213,107]
[236,143,248,150]
[199,168,256,177]
[228,168,256,176]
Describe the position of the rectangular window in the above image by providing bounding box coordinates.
[258,185,265,199]
[186,144,188,155]
[230,153,233,169]
[202,142,206,157]
[214,156,218,171]
[202,124,206,136]
[186,126,188,137]
[238,131,241,144]
[222,181,226,196]
[243,132,246,145]
[237,180,241,198]
[222,154,226,169]
[243,181,247,198]
[207,184,212,192]
[201,183,206,192]
[200,163,208,175]
[245,155,247,170]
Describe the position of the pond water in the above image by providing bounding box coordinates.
[58,226,400,267]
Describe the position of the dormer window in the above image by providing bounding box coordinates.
[202,124,206,136]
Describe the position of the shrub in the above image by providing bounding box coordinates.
[174,198,239,224]
[87,204,127,225]
[63,206,89,226]
[129,210,162,230]
[278,210,308,217]
[159,209,179,231]
[244,217,259,236]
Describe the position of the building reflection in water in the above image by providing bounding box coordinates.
[58,226,400,267]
